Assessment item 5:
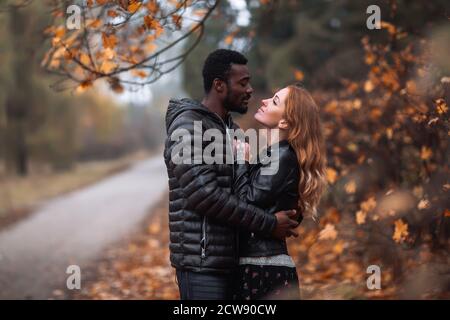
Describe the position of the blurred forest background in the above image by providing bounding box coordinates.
[0,0,449,299]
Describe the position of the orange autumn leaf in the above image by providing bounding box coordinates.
[76,80,93,94]
[145,42,157,54]
[144,15,155,29]
[324,207,341,224]
[172,14,182,30]
[88,19,102,28]
[63,47,78,60]
[326,168,338,184]
[380,21,396,35]
[102,33,118,49]
[356,210,366,225]
[155,25,164,38]
[119,54,139,65]
[420,146,432,160]
[405,80,417,94]
[435,98,448,114]
[347,142,358,152]
[131,69,148,78]
[54,26,65,38]
[148,222,161,235]
[146,0,159,14]
[72,65,85,79]
[129,45,140,54]
[79,52,91,66]
[444,209,450,218]
[144,16,163,37]
[49,57,60,68]
[333,240,346,255]
[360,196,377,212]
[393,219,409,243]
[343,261,363,281]
[386,127,393,139]
[294,69,304,81]
[100,60,117,73]
[381,70,400,91]
[224,35,234,45]
[365,52,376,65]
[353,99,362,110]
[344,180,356,194]
[417,199,430,210]
[364,79,374,92]
[318,223,338,241]
[128,1,142,13]
[107,10,119,18]
[51,37,62,47]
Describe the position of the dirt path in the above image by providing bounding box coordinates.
[0,156,168,299]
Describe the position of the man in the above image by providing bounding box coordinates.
[164,49,299,300]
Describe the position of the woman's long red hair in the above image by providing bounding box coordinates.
[284,85,327,219]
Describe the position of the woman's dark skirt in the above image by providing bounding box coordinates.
[234,264,300,300]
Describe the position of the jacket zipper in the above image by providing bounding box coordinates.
[211,113,239,260]
[211,113,235,181]
[214,113,239,260]
[201,216,207,259]
[200,113,228,261]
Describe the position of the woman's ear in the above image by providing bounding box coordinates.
[278,119,289,130]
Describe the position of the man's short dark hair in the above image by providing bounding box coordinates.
[202,49,248,93]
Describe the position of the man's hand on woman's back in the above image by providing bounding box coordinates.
[272,210,299,240]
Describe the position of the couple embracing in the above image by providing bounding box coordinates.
[163,49,327,300]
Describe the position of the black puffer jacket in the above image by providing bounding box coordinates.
[164,98,277,274]
[234,140,301,257]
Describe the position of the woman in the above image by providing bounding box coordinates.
[233,84,327,300]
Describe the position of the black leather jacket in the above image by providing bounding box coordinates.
[164,98,277,274]
[234,140,301,257]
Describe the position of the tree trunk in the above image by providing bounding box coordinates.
[5,7,32,176]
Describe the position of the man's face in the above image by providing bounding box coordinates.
[223,64,253,114]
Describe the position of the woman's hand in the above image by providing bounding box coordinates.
[233,139,251,162]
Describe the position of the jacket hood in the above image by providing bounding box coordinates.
[165,98,238,133]
[165,98,209,133]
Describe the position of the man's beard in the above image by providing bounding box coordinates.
[224,91,248,114]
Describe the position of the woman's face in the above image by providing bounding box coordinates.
[254,87,290,129]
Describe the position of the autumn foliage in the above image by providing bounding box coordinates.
[41,0,219,92]
[303,17,449,297]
